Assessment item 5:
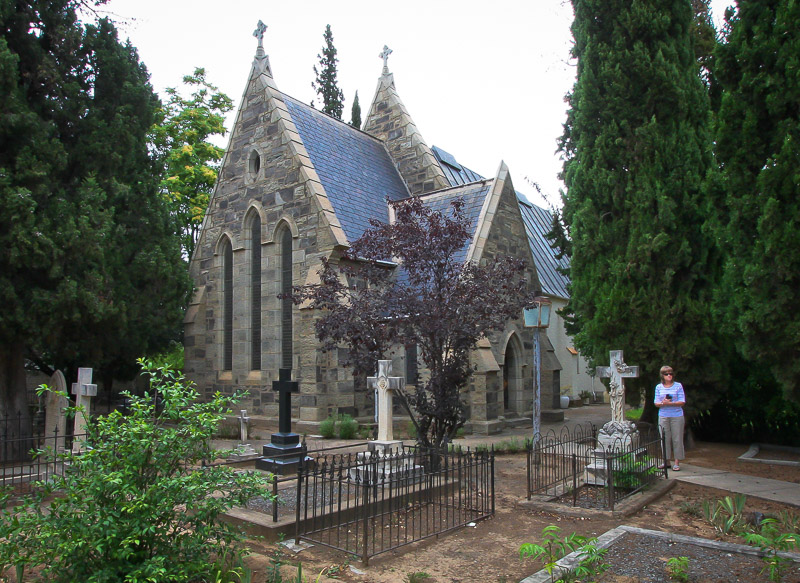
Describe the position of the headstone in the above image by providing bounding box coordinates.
[349,361,421,484]
[366,360,403,454]
[239,409,250,443]
[71,367,97,453]
[585,351,643,486]
[597,350,639,432]
[44,370,69,453]
[229,409,256,459]
[255,369,309,474]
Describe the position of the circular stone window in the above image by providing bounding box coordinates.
[248,149,261,177]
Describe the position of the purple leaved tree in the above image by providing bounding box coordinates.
[293,197,535,449]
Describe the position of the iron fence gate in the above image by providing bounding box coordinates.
[295,446,495,563]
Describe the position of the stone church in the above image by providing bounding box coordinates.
[184,27,573,434]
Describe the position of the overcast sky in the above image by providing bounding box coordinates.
[102,0,732,209]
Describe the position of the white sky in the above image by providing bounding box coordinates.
[101,0,733,210]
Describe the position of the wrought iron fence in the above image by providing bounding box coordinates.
[295,445,495,564]
[527,422,667,510]
[0,415,84,495]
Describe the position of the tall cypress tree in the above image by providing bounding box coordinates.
[711,0,800,402]
[311,24,345,119]
[558,0,722,415]
[0,3,189,435]
[350,90,362,129]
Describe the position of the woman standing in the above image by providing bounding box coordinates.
[654,365,685,471]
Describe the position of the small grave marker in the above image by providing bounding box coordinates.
[45,370,69,453]
[71,367,97,453]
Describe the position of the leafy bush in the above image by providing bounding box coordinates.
[337,414,358,439]
[666,556,690,582]
[612,453,659,489]
[742,518,798,582]
[0,359,272,583]
[319,415,336,439]
[520,525,609,583]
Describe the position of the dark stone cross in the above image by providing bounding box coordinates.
[274,367,298,434]
[255,368,308,475]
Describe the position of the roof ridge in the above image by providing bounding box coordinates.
[279,91,386,146]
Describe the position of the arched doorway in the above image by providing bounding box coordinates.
[503,335,523,415]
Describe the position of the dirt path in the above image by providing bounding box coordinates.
[243,441,800,583]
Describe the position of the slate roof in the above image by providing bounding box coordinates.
[431,145,571,299]
[518,198,570,299]
[432,145,484,186]
[283,94,409,243]
[419,181,493,265]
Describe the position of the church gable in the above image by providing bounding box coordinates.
[362,55,449,196]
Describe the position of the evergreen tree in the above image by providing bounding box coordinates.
[558,0,722,416]
[311,24,345,119]
[350,90,362,129]
[0,2,189,437]
[711,0,800,402]
[151,68,233,259]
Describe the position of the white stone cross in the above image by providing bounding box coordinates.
[367,360,403,442]
[597,350,639,424]
[71,367,97,452]
[379,45,393,71]
[238,409,250,444]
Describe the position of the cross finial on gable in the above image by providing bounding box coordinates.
[379,45,393,73]
[253,20,267,56]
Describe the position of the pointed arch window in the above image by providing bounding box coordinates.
[280,228,293,369]
[250,214,262,370]
[222,236,233,371]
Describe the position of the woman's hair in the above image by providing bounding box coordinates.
[660,365,674,376]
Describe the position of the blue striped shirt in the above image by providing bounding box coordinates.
[655,382,685,417]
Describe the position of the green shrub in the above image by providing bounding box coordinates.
[743,517,798,582]
[612,453,659,489]
[666,556,690,582]
[520,525,609,583]
[0,359,272,583]
[337,414,358,439]
[320,415,336,439]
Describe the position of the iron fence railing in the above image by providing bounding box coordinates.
[0,423,85,495]
[295,445,495,564]
[527,423,667,510]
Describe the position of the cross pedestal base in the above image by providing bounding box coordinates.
[367,440,403,455]
[255,432,309,475]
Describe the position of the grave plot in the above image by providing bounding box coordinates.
[294,446,494,564]
[526,421,667,510]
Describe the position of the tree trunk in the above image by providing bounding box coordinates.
[0,342,33,462]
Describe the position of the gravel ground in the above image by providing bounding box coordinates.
[597,531,800,582]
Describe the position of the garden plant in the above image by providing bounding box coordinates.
[0,360,272,582]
